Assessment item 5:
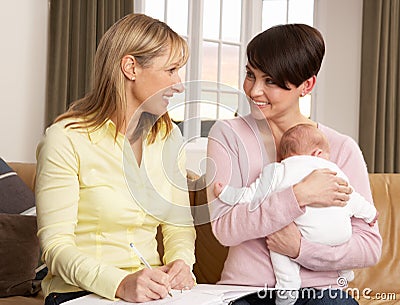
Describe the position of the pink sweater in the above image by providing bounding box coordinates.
[206,115,382,289]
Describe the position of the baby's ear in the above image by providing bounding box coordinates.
[311,148,323,157]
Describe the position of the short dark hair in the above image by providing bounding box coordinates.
[246,24,325,90]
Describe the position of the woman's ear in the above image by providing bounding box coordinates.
[301,75,317,96]
[121,55,136,81]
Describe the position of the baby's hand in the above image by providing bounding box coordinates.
[369,211,379,227]
[214,182,225,197]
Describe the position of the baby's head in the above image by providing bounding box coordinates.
[280,124,330,160]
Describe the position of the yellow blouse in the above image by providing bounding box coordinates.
[35,119,195,300]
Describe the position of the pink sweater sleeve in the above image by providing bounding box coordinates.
[207,119,304,247]
[294,132,382,271]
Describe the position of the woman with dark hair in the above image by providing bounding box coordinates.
[36,14,195,304]
[207,24,381,304]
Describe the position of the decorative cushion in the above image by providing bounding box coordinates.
[0,159,35,214]
[0,158,43,297]
[0,214,41,297]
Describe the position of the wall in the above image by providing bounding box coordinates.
[0,0,48,163]
[313,0,363,141]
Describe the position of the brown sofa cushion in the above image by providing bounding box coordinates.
[0,159,42,297]
[0,214,41,297]
[189,174,228,284]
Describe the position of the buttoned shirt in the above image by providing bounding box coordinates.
[36,118,195,300]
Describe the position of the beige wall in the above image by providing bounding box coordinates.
[313,0,363,141]
[0,0,362,162]
[0,0,48,163]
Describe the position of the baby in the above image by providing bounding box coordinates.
[214,124,378,305]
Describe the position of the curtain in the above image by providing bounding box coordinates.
[359,0,400,173]
[45,0,134,127]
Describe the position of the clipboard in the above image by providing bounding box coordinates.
[63,284,265,305]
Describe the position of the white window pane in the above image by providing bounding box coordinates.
[167,0,188,35]
[203,0,221,40]
[221,44,239,89]
[144,0,165,21]
[221,0,241,42]
[202,41,218,87]
[168,91,186,122]
[200,91,217,119]
[262,0,287,30]
[288,0,314,26]
[219,93,238,119]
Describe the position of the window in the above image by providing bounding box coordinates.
[135,0,314,174]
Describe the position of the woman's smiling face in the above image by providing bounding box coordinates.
[243,64,302,121]
[131,48,184,117]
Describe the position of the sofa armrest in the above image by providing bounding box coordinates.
[349,174,400,299]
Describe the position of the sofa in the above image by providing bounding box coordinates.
[1,162,399,305]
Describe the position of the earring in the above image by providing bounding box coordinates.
[301,92,305,97]
[131,76,135,81]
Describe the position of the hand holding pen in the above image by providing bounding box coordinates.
[114,243,172,303]
[130,243,194,293]
[130,242,173,297]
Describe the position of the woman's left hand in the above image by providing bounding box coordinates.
[158,259,195,290]
[266,222,301,258]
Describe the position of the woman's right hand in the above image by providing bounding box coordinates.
[293,168,352,208]
[116,268,171,303]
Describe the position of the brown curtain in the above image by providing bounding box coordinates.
[45,0,134,127]
[359,0,400,173]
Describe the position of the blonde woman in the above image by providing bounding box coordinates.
[36,14,195,304]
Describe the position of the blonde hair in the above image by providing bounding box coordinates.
[56,13,189,144]
[280,124,330,159]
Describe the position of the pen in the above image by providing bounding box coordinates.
[130,242,173,298]
[130,242,152,269]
